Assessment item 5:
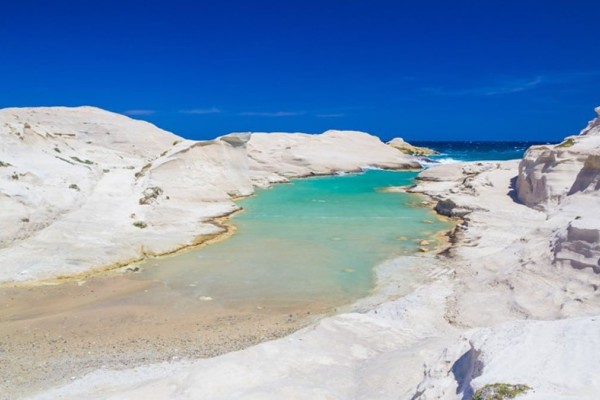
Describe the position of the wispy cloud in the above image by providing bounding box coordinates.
[180,107,221,115]
[124,109,155,116]
[422,76,543,97]
[239,111,305,117]
[317,113,345,118]
[486,76,543,95]
[421,70,600,98]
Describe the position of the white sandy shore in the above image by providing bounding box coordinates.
[3,106,600,399]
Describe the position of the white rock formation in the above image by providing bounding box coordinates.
[517,112,600,211]
[414,316,600,399]
[387,137,438,156]
[517,110,600,278]
[246,130,421,186]
[0,106,418,283]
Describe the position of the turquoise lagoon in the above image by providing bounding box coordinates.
[140,170,451,308]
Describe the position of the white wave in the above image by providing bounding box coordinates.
[419,157,461,168]
[360,165,385,171]
[435,157,461,164]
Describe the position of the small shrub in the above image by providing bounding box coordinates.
[54,147,61,153]
[139,186,163,205]
[133,221,147,229]
[21,218,29,223]
[160,150,168,157]
[473,383,531,400]
[556,138,575,148]
[0,161,12,167]
[172,140,181,146]
[11,172,18,180]
[103,168,110,173]
[135,162,153,179]
[69,183,80,191]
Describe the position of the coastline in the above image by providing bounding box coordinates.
[0,211,240,288]
[0,166,421,289]
[3,167,445,400]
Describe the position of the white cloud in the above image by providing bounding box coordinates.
[239,111,305,117]
[485,76,543,95]
[421,76,543,97]
[180,107,221,115]
[123,109,155,116]
[317,113,345,118]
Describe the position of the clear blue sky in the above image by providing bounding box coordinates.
[1,0,599,141]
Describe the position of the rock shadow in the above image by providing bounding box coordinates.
[451,347,483,400]
[506,175,522,204]
[567,155,600,195]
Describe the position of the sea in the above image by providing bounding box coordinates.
[412,140,546,163]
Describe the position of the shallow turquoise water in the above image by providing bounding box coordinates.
[140,170,451,307]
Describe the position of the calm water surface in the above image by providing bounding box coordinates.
[139,170,451,307]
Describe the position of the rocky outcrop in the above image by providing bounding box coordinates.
[517,108,600,211]
[247,130,421,186]
[387,138,439,156]
[387,137,438,156]
[515,108,600,275]
[0,107,249,282]
[414,316,600,399]
[554,215,600,273]
[434,199,472,218]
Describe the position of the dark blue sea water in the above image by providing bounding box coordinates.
[411,141,549,162]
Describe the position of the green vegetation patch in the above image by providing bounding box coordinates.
[556,138,575,148]
[135,162,153,179]
[139,186,163,205]
[69,183,80,191]
[55,156,75,165]
[132,221,148,229]
[70,156,94,165]
[473,383,531,400]
[0,161,12,167]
